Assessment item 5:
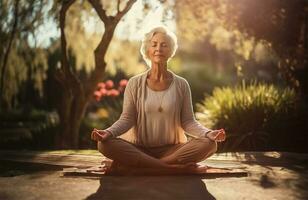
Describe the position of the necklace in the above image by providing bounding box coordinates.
[157,90,167,112]
[153,90,167,112]
[149,89,167,112]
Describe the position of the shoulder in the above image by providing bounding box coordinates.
[127,70,148,86]
[172,73,190,89]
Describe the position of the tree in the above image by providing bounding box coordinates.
[229,0,308,99]
[54,0,137,148]
[0,0,48,110]
[175,0,307,99]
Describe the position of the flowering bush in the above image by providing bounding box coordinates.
[93,79,128,101]
[92,79,128,125]
[79,79,129,148]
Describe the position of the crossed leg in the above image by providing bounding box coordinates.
[159,137,217,165]
[97,137,217,169]
[98,138,170,168]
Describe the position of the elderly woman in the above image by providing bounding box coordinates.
[91,26,226,173]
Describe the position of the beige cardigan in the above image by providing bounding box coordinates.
[105,69,211,146]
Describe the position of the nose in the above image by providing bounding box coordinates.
[155,44,162,52]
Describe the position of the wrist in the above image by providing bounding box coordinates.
[104,130,114,138]
[204,130,216,142]
[204,130,212,138]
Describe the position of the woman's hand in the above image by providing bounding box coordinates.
[91,128,112,142]
[206,129,226,142]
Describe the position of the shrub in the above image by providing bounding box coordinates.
[196,82,307,152]
[0,109,59,149]
[79,79,126,148]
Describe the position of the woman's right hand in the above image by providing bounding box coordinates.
[91,128,112,142]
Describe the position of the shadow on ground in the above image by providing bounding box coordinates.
[86,176,216,200]
[230,152,308,199]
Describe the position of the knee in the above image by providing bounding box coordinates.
[196,138,217,157]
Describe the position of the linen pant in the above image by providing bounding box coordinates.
[97,137,217,168]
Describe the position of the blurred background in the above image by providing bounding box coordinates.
[0,0,307,152]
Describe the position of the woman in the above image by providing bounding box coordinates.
[91,26,226,173]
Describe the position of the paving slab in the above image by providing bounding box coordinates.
[0,150,307,200]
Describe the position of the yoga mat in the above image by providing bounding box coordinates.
[62,165,248,177]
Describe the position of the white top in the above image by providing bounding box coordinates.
[105,69,212,147]
[144,79,176,146]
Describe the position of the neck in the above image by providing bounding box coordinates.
[149,62,169,81]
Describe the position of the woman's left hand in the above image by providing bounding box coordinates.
[206,129,226,142]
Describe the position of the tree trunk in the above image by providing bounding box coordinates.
[55,0,136,149]
[55,83,87,149]
[56,100,87,149]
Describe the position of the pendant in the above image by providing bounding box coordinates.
[158,106,163,112]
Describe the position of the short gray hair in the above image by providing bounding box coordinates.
[140,26,178,66]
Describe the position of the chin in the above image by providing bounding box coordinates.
[153,58,167,64]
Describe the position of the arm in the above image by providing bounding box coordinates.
[103,79,136,137]
[180,80,212,138]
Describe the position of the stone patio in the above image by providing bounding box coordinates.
[0,150,307,200]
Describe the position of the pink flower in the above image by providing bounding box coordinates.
[119,79,128,87]
[105,80,114,89]
[99,88,107,96]
[107,89,120,97]
[94,91,102,101]
[97,82,106,89]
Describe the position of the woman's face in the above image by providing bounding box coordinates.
[147,32,172,64]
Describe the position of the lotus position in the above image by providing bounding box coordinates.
[91,26,226,173]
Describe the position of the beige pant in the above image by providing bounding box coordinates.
[98,137,217,168]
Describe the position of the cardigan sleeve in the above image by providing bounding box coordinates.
[180,79,212,138]
[104,79,136,137]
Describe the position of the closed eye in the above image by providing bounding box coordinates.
[151,42,168,48]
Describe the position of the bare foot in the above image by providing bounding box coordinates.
[168,163,209,174]
[98,160,209,175]
[169,162,196,169]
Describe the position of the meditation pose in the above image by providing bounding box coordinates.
[91,26,226,173]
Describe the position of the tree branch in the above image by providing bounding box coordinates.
[87,0,109,24]
[58,0,84,96]
[21,0,44,32]
[85,0,137,98]
[117,0,120,13]
[59,0,75,76]
[115,0,136,22]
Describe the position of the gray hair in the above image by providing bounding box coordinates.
[140,26,178,66]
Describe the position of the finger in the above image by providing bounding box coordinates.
[214,131,221,139]
[218,134,226,141]
[95,131,104,138]
[215,131,224,141]
[92,129,98,139]
[92,131,97,141]
[219,132,225,140]
[220,132,226,140]
[91,131,95,140]
[218,130,225,137]
[218,129,225,136]
[93,131,101,141]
